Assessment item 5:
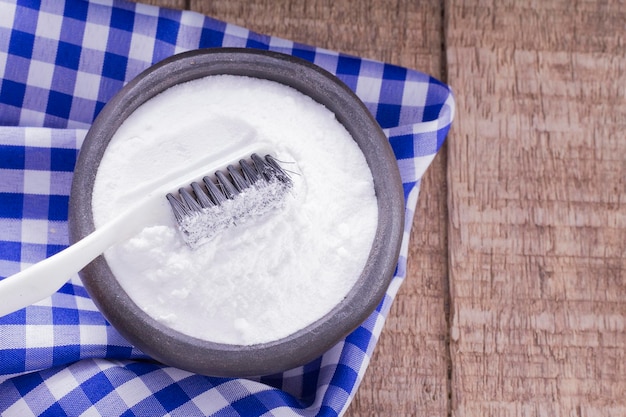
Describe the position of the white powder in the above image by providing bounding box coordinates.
[92,74,378,345]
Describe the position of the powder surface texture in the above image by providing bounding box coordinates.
[92,75,378,345]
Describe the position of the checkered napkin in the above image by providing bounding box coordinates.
[0,0,454,415]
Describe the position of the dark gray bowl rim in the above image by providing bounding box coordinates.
[69,47,404,377]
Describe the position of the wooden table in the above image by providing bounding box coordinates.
[136,1,626,415]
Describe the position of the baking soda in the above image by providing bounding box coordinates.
[92,75,378,345]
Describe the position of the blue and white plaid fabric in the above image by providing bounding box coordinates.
[0,0,454,415]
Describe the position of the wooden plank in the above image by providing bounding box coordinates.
[445,1,626,416]
[192,3,450,416]
[131,1,450,415]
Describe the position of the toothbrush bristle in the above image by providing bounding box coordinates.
[166,153,292,248]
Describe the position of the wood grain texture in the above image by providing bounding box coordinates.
[131,1,450,415]
[445,1,626,416]
[192,3,450,416]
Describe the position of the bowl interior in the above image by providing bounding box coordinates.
[69,48,404,377]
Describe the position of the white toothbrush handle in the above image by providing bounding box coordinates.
[0,144,270,318]
[0,199,150,318]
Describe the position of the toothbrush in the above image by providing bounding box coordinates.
[0,147,292,317]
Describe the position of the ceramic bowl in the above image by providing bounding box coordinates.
[69,48,404,377]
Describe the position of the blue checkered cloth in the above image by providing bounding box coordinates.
[0,0,455,415]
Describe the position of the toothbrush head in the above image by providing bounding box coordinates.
[166,153,293,248]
